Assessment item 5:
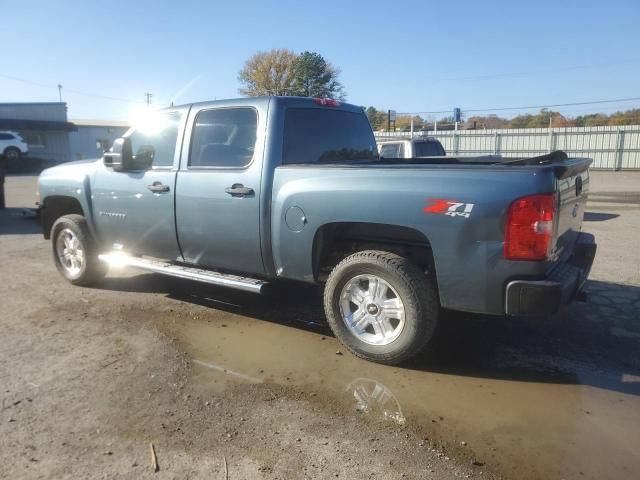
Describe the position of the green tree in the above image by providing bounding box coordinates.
[365,106,381,129]
[238,49,299,96]
[292,51,345,99]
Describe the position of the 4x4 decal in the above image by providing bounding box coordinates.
[424,198,475,218]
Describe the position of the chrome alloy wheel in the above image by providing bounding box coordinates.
[55,228,85,278]
[339,274,406,346]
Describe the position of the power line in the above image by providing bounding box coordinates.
[398,97,640,116]
[418,58,640,84]
[0,72,147,104]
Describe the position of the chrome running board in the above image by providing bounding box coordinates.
[98,253,267,294]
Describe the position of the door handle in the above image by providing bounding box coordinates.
[225,183,254,197]
[147,182,170,193]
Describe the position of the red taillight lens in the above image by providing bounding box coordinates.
[504,194,556,260]
[313,98,340,107]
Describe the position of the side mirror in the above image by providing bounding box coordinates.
[103,138,155,172]
[103,137,133,172]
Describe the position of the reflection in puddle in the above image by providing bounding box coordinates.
[346,378,406,425]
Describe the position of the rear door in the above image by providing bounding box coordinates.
[175,104,266,275]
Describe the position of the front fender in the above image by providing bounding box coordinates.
[38,160,100,238]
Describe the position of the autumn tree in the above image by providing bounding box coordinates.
[394,115,424,131]
[238,49,298,96]
[238,49,345,99]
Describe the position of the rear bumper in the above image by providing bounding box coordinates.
[505,233,597,316]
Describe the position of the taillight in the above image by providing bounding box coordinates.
[313,98,340,107]
[504,193,556,261]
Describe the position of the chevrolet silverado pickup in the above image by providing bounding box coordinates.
[37,96,596,364]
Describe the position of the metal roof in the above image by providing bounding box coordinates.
[0,118,77,132]
[70,118,130,128]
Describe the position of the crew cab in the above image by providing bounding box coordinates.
[378,136,446,158]
[37,97,596,364]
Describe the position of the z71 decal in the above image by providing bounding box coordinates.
[423,198,475,218]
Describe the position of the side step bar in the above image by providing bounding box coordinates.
[98,253,268,294]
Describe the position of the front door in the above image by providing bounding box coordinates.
[92,110,186,260]
[175,105,265,275]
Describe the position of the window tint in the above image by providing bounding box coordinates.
[283,108,377,164]
[379,143,402,158]
[0,133,14,140]
[414,140,445,157]
[189,108,257,168]
[127,111,182,167]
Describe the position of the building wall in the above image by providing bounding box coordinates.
[0,103,71,162]
[68,125,129,160]
[24,131,71,162]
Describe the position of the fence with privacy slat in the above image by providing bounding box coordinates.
[375,125,640,170]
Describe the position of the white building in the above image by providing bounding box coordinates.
[0,102,129,163]
[68,119,129,160]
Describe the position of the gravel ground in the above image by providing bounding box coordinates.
[1,170,639,479]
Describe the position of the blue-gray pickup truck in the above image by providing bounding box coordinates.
[37,96,596,364]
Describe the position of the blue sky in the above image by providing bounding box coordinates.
[2,0,639,120]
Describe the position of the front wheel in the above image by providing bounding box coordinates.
[51,214,106,286]
[323,250,439,365]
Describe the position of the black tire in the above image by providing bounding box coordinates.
[51,214,107,286]
[3,147,21,161]
[324,250,439,365]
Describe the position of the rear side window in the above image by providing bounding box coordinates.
[283,108,377,164]
[189,108,257,168]
[414,140,445,157]
[379,143,404,158]
[0,133,14,140]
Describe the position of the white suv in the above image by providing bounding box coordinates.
[0,131,29,161]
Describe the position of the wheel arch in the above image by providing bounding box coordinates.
[311,222,437,283]
[41,196,85,239]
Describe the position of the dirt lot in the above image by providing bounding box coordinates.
[1,172,639,479]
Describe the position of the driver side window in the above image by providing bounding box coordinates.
[127,111,182,168]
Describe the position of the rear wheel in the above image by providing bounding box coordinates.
[51,214,106,286]
[3,147,21,161]
[324,250,439,365]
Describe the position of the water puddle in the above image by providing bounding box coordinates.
[123,276,640,479]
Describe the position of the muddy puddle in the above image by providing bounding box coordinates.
[117,274,640,480]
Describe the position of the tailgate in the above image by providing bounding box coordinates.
[554,158,592,262]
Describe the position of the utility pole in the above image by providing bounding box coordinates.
[57,84,63,103]
[144,92,153,107]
